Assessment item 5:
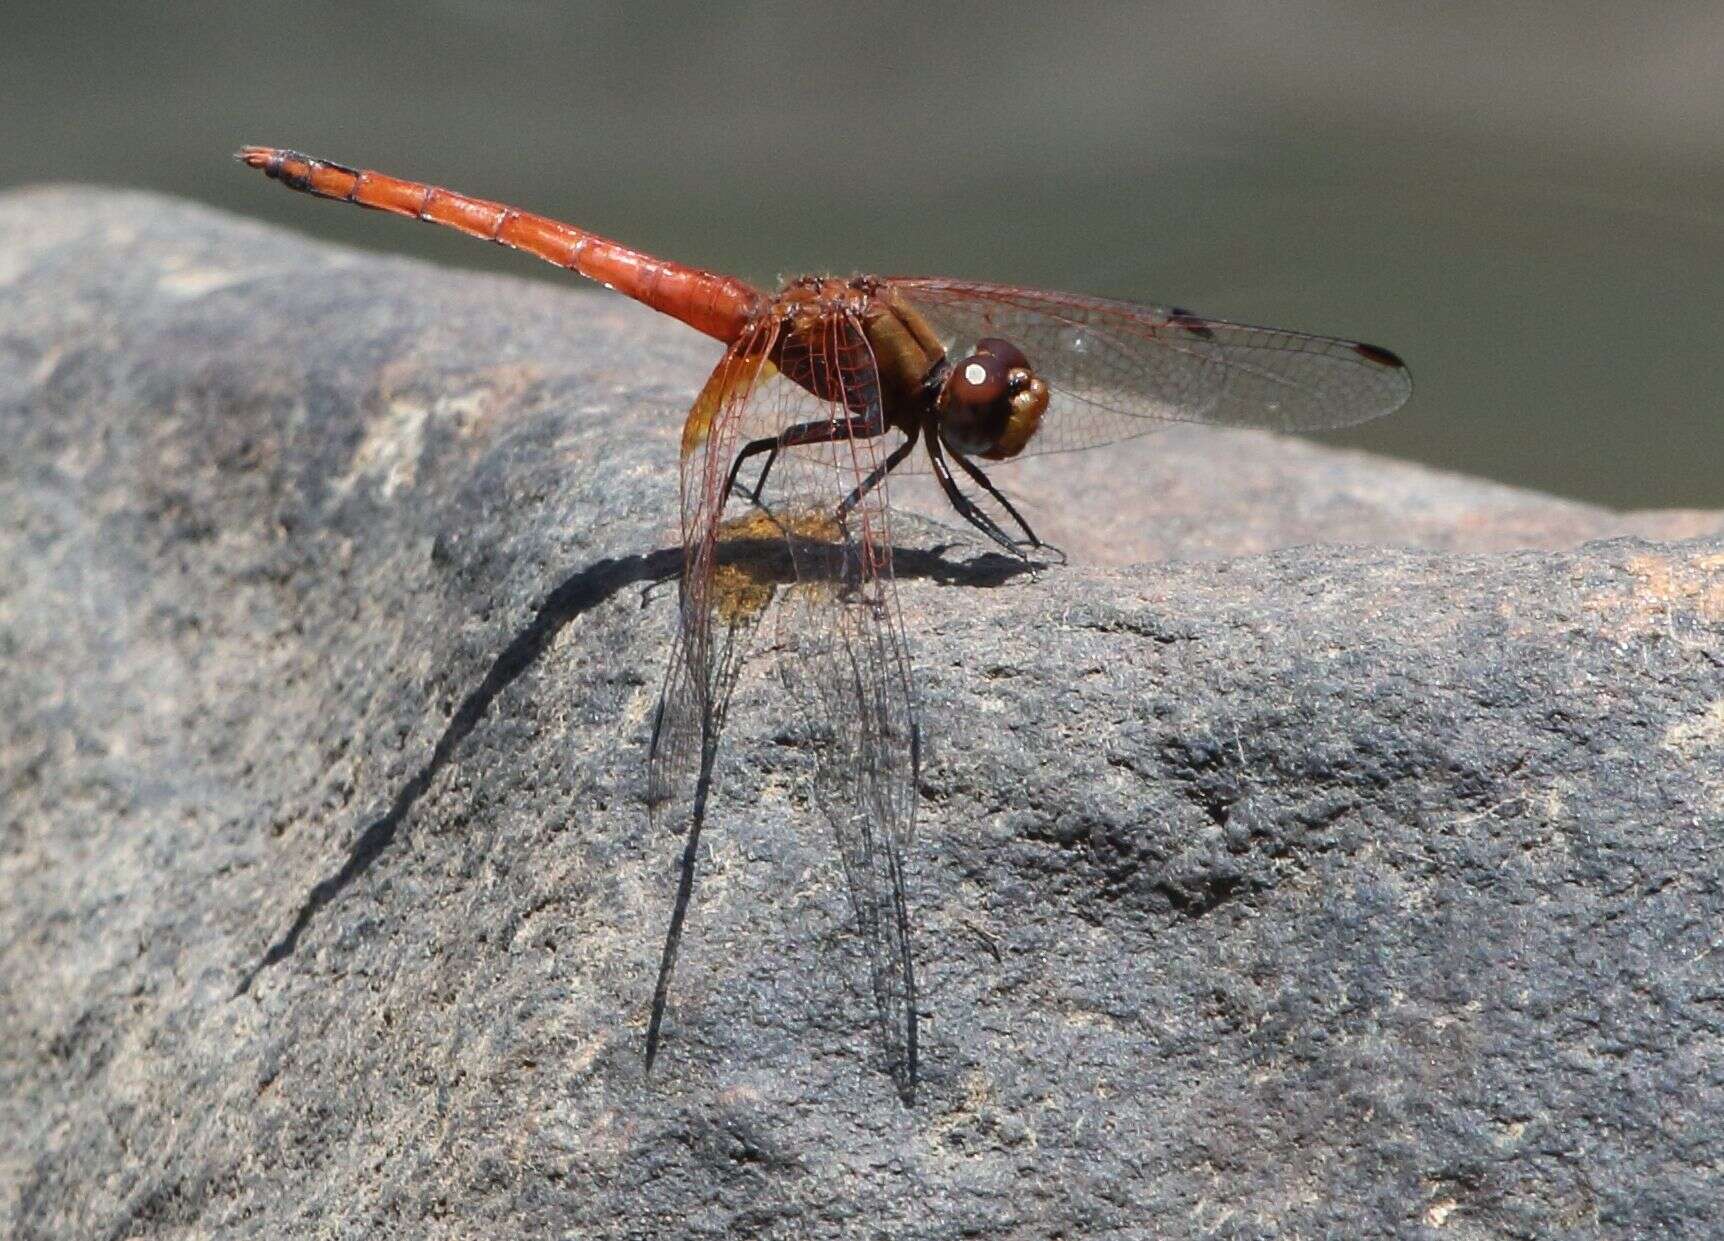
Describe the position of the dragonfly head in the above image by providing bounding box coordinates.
[935,337,1050,460]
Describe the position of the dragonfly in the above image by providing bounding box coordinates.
[238,146,1411,1103]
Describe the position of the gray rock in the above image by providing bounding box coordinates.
[3,188,1720,1239]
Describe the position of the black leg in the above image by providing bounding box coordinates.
[925,433,1025,556]
[837,423,920,519]
[721,412,886,509]
[721,436,779,507]
[949,449,1043,549]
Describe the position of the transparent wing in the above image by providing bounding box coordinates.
[885,277,1412,458]
[644,321,781,1075]
[762,309,921,1103]
[645,310,921,1103]
[646,319,781,819]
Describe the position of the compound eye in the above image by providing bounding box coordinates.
[975,337,1030,373]
[950,352,1008,406]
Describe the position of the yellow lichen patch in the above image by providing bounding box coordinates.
[717,509,789,544]
[709,511,797,622]
[707,507,852,620]
[716,508,846,556]
[774,508,845,545]
[710,560,776,623]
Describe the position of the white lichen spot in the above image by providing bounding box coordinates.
[1425,1198,1459,1227]
[334,381,508,500]
[157,266,246,299]
[336,399,430,500]
[30,344,64,387]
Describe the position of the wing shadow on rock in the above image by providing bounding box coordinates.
[234,534,1032,997]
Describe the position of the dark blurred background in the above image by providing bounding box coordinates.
[4,1,1720,509]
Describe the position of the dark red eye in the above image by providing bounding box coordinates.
[949,353,1008,406]
[976,337,1029,372]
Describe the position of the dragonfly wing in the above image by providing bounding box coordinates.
[645,320,780,1075]
[644,625,699,816]
[885,278,1412,457]
[646,319,782,819]
[767,309,920,1102]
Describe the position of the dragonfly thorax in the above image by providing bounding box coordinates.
[934,337,1051,460]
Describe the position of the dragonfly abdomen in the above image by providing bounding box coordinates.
[237,146,763,344]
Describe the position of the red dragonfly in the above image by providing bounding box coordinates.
[239,147,1411,1103]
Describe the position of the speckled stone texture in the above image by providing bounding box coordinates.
[3,189,1721,1239]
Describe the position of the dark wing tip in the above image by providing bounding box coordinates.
[1168,307,1218,340]
[1352,340,1407,370]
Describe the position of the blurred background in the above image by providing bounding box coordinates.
[3,0,1719,510]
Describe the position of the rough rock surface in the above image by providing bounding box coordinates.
[3,189,1721,1239]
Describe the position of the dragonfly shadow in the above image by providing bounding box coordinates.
[234,545,682,998]
[233,526,1027,1000]
[894,541,1042,589]
[709,507,1039,597]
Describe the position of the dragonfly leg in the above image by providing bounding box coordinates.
[721,437,780,507]
[925,434,1027,556]
[837,424,920,520]
[947,450,1043,549]
[721,412,889,508]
